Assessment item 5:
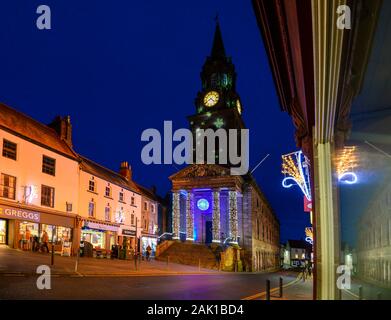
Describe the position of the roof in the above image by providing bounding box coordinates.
[0,102,77,159]
[287,240,311,249]
[211,21,226,59]
[79,156,141,194]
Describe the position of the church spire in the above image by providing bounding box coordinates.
[211,18,226,59]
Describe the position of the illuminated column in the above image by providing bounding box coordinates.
[186,191,194,241]
[172,191,180,240]
[228,189,238,244]
[212,189,220,243]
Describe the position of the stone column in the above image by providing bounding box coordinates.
[212,189,221,243]
[186,191,194,241]
[172,192,180,240]
[228,189,238,244]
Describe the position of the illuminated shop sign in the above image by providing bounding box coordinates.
[83,220,119,232]
[122,229,136,236]
[0,205,40,222]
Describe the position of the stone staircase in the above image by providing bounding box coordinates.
[156,241,221,270]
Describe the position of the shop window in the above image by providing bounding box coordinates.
[0,173,16,200]
[105,186,111,198]
[88,200,95,217]
[41,185,55,207]
[40,224,71,244]
[42,155,56,176]
[81,229,105,248]
[105,206,111,222]
[2,139,17,160]
[88,179,96,192]
[119,191,124,202]
[18,222,39,250]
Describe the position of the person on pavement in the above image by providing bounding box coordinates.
[41,230,49,253]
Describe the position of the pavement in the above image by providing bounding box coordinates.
[0,245,220,276]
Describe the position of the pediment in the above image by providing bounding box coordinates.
[169,164,230,180]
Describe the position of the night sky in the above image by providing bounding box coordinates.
[0,0,311,243]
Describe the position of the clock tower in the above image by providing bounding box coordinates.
[188,20,246,165]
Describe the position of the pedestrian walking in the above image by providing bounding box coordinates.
[146,245,152,261]
[40,230,49,253]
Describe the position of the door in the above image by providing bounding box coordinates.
[0,219,7,244]
[205,220,213,244]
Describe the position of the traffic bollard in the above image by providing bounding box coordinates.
[51,244,54,266]
[358,285,363,300]
[266,279,271,300]
[279,277,283,298]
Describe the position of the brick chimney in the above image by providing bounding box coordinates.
[119,161,132,181]
[48,115,73,147]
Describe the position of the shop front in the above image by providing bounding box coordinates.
[0,202,76,253]
[119,227,137,250]
[81,219,119,251]
[141,234,158,257]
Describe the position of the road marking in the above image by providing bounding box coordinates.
[342,288,360,300]
[241,274,302,300]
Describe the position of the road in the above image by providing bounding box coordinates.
[0,272,297,300]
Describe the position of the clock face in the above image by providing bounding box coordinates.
[204,91,219,107]
[236,99,242,114]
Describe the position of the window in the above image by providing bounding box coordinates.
[131,196,135,206]
[119,191,124,202]
[66,202,73,212]
[151,204,155,213]
[131,214,135,225]
[41,185,55,207]
[144,219,147,229]
[144,202,148,211]
[105,206,111,222]
[42,156,56,176]
[2,139,17,160]
[0,173,16,200]
[105,186,111,198]
[88,179,95,192]
[88,200,95,217]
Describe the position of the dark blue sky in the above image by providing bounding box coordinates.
[0,0,310,243]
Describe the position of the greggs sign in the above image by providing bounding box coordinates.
[0,205,40,223]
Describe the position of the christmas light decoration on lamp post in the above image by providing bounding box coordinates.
[281,150,311,201]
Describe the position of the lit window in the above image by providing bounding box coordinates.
[88,179,95,192]
[0,173,16,200]
[42,156,56,176]
[197,199,209,211]
[41,185,55,208]
[88,200,95,217]
[2,139,17,160]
